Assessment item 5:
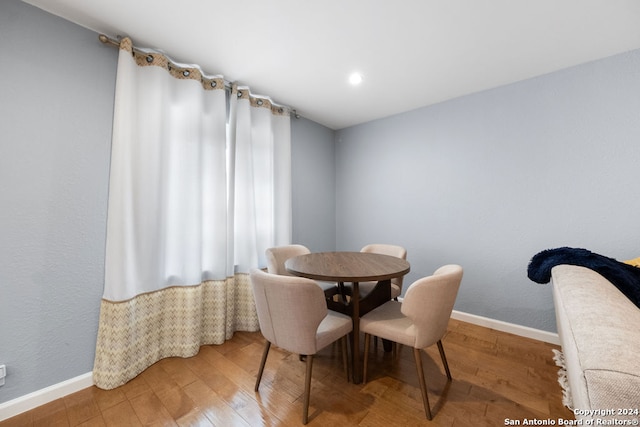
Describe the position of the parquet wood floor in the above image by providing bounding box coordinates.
[1,319,574,426]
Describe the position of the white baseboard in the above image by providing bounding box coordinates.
[0,372,94,422]
[451,310,560,345]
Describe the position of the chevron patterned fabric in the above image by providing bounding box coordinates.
[93,274,259,389]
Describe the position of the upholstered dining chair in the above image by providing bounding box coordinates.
[250,268,352,424]
[362,244,407,298]
[265,244,338,298]
[342,243,408,299]
[359,264,463,420]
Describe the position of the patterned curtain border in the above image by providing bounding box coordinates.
[233,84,290,117]
[119,36,290,116]
[93,273,259,390]
[119,36,226,92]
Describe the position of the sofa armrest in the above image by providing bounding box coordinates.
[551,265,640,414]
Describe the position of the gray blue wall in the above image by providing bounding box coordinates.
[335,49,640,332]
[291,117,336,252]
[0,0,117,403]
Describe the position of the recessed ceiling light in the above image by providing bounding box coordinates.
[349,72,363,85]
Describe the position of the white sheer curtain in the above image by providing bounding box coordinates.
[94,38,291,389]
[103,41,229,301]
[230,85,292,272]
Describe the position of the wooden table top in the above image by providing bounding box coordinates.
[285,251,410,282]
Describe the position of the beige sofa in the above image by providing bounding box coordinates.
[551,265,640,422]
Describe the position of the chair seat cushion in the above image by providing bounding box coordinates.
[316,311,352,351]
[359,301,416,347]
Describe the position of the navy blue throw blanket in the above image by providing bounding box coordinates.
[527,246,640,309]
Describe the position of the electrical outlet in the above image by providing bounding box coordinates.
[0,364,6,387]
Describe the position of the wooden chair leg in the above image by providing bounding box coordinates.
[414,348,433,420]
[255,341,271,392]
[302,354,314,424]
[341,335,350,382]
[363,333,371,383]
[437,340,452,380]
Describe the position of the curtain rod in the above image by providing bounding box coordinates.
[98,34,121,48]
[98,34,300,119]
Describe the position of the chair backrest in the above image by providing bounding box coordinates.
[401,264,463,349]
[361,244,408,291]
[250,268,328,355]
[265,244,311,276]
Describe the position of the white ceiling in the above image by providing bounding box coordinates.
[23,0,640,130]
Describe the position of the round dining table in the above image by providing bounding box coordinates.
[285,251,410,383]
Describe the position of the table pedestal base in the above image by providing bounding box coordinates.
[326,280,392,383]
